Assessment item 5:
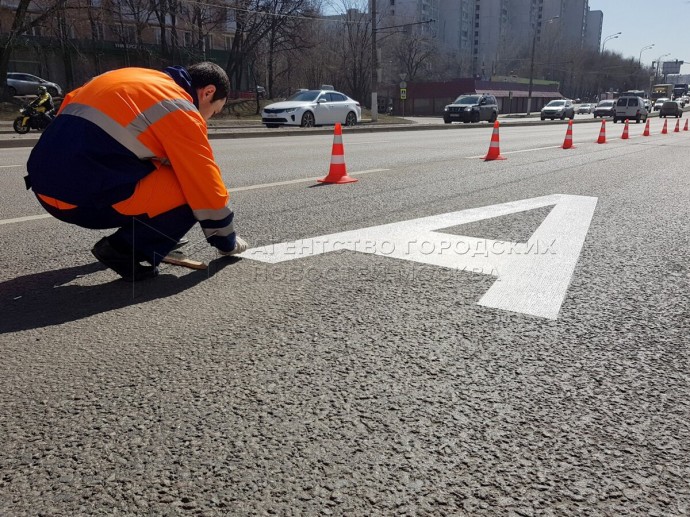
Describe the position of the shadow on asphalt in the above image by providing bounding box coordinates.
[0,258,237,334]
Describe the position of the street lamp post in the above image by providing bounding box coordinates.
[526,16,558,116]
[371,0,378,122]
[639,44,654,63]
[601,32,621,53]
[655,53,670,81]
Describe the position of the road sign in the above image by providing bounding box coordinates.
[400,88,407,100]
[240,194,598,320]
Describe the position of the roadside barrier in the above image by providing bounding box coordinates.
[674,119,680,133]
[562,120,575,149]
[643,119,650,136]
[318,123,358,184]
[662,120,668,134]
[621,119,629,140]
[597,119,607,144]
[483,120,506,161]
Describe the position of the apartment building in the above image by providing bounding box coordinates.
[583,9,603,51]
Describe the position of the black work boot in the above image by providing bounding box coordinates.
[91,237,158,282]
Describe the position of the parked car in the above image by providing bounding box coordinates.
[443,93,498,123]
[5,72,63,97]
[653,98,669,111]
[613,95,648,123]
[659,100,683,118]
[540,99,575,120]
[577,103,593,114]
[261,89,361,128]
[592,100,615,118]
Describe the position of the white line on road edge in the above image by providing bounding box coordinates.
[0,165,23,168]
[0,169,392,226]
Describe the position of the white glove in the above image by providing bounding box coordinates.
[219,236,248,256]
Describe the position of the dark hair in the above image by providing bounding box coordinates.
[188,62,230,102]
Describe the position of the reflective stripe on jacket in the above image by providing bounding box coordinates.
[27,67,236,252]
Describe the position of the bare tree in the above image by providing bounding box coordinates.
[0,0,70,98]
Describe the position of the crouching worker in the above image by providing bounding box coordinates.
[26,62,247,281]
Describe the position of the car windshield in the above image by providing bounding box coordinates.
[546,101,565,107]
[453,95,479,104]
[598,101,614,107]
[286,90,320,102]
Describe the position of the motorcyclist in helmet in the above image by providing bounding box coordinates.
[29,86,55,125]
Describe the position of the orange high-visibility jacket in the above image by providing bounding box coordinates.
[27,67,236,252]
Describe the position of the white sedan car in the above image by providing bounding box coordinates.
[261,89,361,128]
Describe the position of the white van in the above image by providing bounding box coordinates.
[614,95,648,123]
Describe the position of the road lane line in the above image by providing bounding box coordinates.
[0,168,392,226]
[0,214,52,225]
[0,165,23,168]
[229,168,390,192]
[466,145,561,158]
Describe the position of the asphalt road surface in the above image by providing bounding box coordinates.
[1,119,689,515]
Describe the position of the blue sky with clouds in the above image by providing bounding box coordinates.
[588,0,690,73]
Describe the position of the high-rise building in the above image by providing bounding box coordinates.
[584,10,603,51]
[378,0,602,79]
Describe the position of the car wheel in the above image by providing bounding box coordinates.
[300,111,315,127]
[444,118,451,124]
[471,111,480,123]
[560,113,565,120]
[488,111,497,123]
[7,86,17,97]
[540,116,545,121]
[47,87,58,97]
[345,111,357,126]
[265,124,279,128]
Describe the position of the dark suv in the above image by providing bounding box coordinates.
[443,94,498,123]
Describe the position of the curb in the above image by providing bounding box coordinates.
[0,114,660,148]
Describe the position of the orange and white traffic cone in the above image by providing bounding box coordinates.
[483,120,506,161]
[597,119,607,144]
[643,119,650,136]
[621,119,630,139]
[662,120,668,134]
[684,119,689,131]
[317,123,357,184]
[674,119,680,133]
[562,120,575,149]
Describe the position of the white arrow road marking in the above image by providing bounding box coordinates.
[240,194,598,319]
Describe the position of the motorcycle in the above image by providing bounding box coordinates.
[13,104,54,134]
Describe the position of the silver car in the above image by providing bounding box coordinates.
[6,72,63,97]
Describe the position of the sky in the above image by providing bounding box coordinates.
[588,0,690,74]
